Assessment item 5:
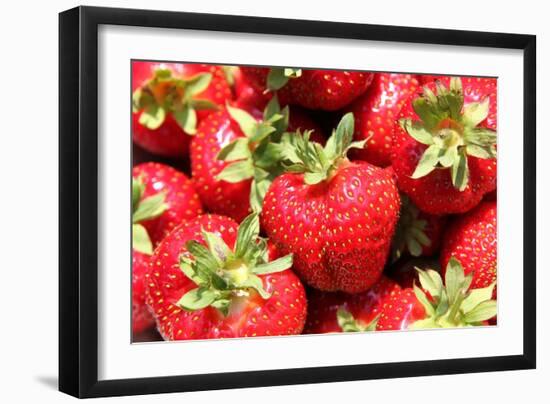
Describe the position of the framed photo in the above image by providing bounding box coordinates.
[59,6,536,398]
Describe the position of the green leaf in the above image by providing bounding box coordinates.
[240,274,270,299]
[466,144,494,159]
[132,178,145,212]
[179,256,206,286]
[413,284,435,316]
[254,254,293,275]
[216,160,254,183]
[463,300,497,323]
[337,308,361,332]
[401,119,434,145]
[249,122,277,143]
[202,230,232,266]
[177,287,217,311]
[186,240,219,273]
[407,238,423,256]
[190,99,218,111]
[221,66,237,87]
[211,298,231,316]
[217,138,251,162]
[417,268,444,300]
[132,192,167,223]
[451,149,469,191]
[411,144,441,179]
[235,213,260,259]
[263,95,281,121]
[462,98,490,128]
[438,145,458,168]
[267,68,290,91]
[227,105,258,137]
[445,257,465,304]
[184,73,213,97]
[461,283,496,313]
[284,68,302,78]
[304,171,328,185]
[138,105,166,130]
[173,106,197,135]
[409,317,438,330]
[132,223,153,255]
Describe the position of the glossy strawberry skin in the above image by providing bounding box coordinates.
[261,162,400,293]
[132,62,232,158]
[391,79,497,215]
[349,73,420,167]
[132,250,156,334]
[190,109,253,222]
[145,214,307,340]
[241,67,374,111]
[304,276,401,333]
[376,288,426,331]
[440,201,497,296]
[133,162,203,245]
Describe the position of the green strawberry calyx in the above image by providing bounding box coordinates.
[391,195,432,262]
[399,77,497,191]
[177,213,294,316]
[409,257,497,330]
[266,67,303,91]
[132,177,168,255]
[337,308,379,332]
[215,97,291,212]
[281,112,366,185]
[132,68,218,134]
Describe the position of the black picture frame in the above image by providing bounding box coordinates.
[59,5,536,398]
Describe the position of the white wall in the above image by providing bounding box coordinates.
[0,0,546,402]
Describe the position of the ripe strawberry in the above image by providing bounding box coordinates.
[240,67,374,110]
[304,276,401,334]
[261,113,401,293]
[191,98,323,222]
[132,162,203,246]
[377,258,497,330]
[391,194,446,261]
[145,213,307,340]
[391,77,497,215]
[440,201,497,296]
[349,73,420,167]
[132,61,232,157]
[132,250,155,333]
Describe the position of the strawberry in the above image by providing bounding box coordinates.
[240,67,374,111]
[391,194,446,261]
[132,250,155,333]
[132,62,232,157]
[440,201,497,296]
[377,258,497,330]
[391,77,497,215]
[261,113,401,293]
[304,276,401,334]
[191,97,323,222]
[145,213,307,340]
[348,73,420,167]
[132,162,203,246]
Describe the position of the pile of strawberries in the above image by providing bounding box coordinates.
[131,62,498,342]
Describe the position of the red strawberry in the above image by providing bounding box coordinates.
[132,62,232,157]
[349,73,420,167]
[241,67,374,111]
[261,113,401,293]
[391,77,497,215]
[132,250,155,333]
[391,194,446,261]
[377,258,497,330]
[145,213,307,340]
[132,162,203,246]
[440,201,497,296]
[191,98,323,222]
[304,276,401,334]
